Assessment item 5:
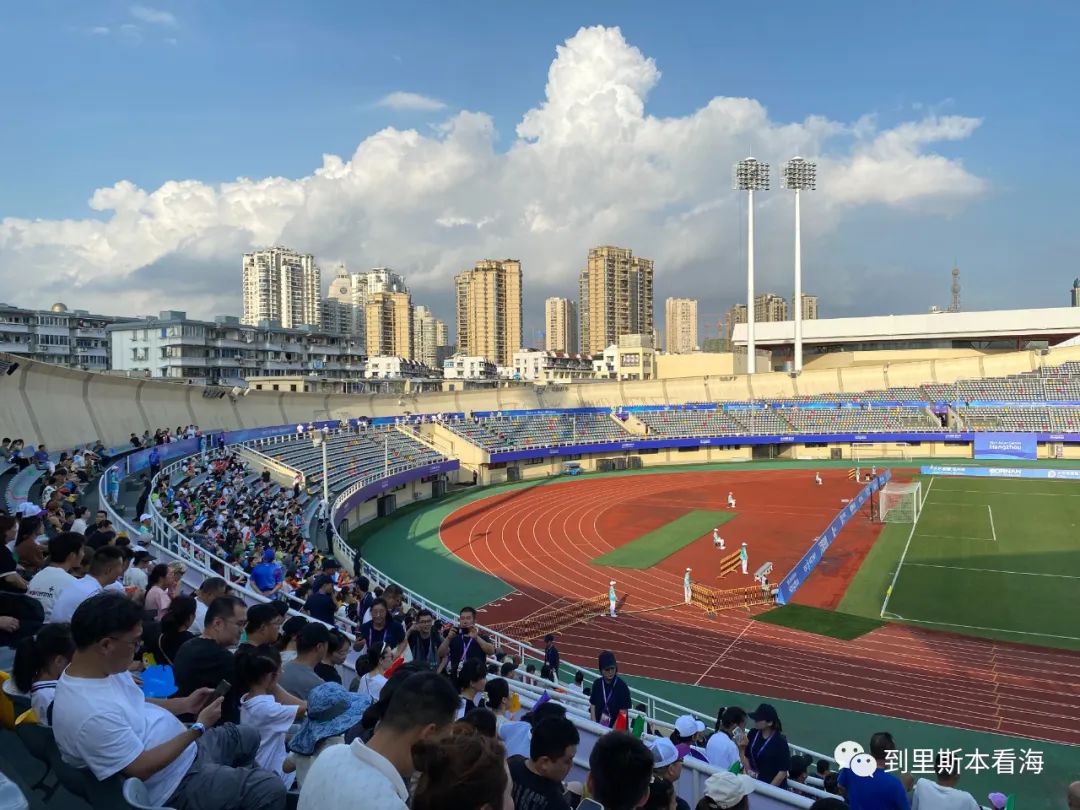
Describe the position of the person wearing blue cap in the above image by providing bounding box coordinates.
[589,651,630,729]
[250,548,283,598]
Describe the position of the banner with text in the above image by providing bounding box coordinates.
[973,432,1038,460]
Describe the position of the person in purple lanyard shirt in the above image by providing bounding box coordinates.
[355,598,405,656]
[745,703,791,787]
[438,606,495,676]
[589,650,631,728]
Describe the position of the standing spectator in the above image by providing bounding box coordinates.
[26,532,83,622]
[706,706,748,772]
[173,595,248,724]
[189,577,227,635]
[509,715,578,810]
[147,446,161,479]
[838,732,909,810]
[356,598,406,656]
[303,576,337,625]
[298,671,459,810]
[910,754,979,809]
[12,622,75,725]
[587,732,653,810]
[405,608,443,670]
[278,621,330,700]
[51,593,285,810]
[49,546,126,624]
[411,724,512,810]
[238,645,308,788]
[541,633,560,682]
[438,606,495,676]
[589,651,631,728]
[745,703,791,787]
[696,771,755,810]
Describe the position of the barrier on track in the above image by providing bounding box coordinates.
[690,583,775,615]
[488,594,610,640]
[716,548,743,578]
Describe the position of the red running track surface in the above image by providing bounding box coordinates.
[439,469,1080,745]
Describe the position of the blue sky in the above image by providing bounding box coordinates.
[1,1,1078,338]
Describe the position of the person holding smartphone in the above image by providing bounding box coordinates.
[588,651,630,729]
[706,706,750,773]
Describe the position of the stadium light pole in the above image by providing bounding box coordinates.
[734,157,770,374]
[782,157,817,374]
[312,433,329,507]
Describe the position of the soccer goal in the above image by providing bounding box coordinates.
[876,481,923,523]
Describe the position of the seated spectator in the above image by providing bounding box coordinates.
[314,628,349,684]
[499,660,517,680]
[123,551,154,592]
[250,549,284,599]
[411,724,512,810]
[50,546,126,624]
[459,707,498,738]
[144,563,175,620]
[157,595,198,665]
[816,758,833,780]
[589,651,631,728]
[405,608,444,670]
[172,595,247,724]
[911,754,980,809]
[671,714,708,762]
[745,703,791,787]
[809,800,847,810]
[51,593,286,810]
[648,737,690,810]
[12,622,75,725]
[303,575,337,625]
[190,577,227,635]
[484,676,512,725]
[278,621,330,700]
[838,731,909,810]
[241,603,285,653]
[587,731,653,810]
[0,515,28,592]
[356,597,405,656]
[509,715,578,810]
[695,771,755,810]
[566,669,585,694]
[644,777,677,810]
[238,644,307,788]
[456,657,488,718]
[277,615,307,663]
[285,681,372,789]
[438,606,494,677]
[298,670,459,810]
[27,532,83,622]
[354,641,394,699]
[706,706,748,773]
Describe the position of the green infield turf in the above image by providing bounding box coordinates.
[591,510,734,569]
[753,603,885,640]
[845,475,1080,651]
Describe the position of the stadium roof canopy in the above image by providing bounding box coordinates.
[732,306,1080,351]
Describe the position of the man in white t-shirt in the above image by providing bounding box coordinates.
[27,532,84,622]
[298,671,459,810]
[911,756,980,810]
[52,592,286,810]
[50,546,126,625]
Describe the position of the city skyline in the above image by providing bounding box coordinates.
[3,6,1078,340]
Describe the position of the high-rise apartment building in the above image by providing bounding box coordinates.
[326,266,408,347]
[754,293,788,323]
[454,259,523,367]
[725,303,748,340]
[578,246,654,355]
[242,247,322,328]
[413,305,450,369]
[664,297,698,354]
[365,291,413,359]
[544,297,578,353]
[800,294,819,320]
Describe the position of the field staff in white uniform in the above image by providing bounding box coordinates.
[815,472,822,486]
[739,543,749,575]
[727,491,736,509]
[608,580,617,617]
[713,528,725,550]
[683,568,692,604]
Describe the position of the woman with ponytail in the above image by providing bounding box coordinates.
[237,644,307,787]
[411,724,512,810]
[12,623,75,725]
[157,594,197,664]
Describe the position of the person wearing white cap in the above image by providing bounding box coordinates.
[608,580,617,618]
[138,513,153,535]
[698,771,754,810]
[713,527,725,550]
[739,542,748,575]
[646,737,689,809]
[683,568,693,605]
[727,491,736,509]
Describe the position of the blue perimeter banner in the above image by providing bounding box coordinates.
[973,432,1038,460]
[774,471,890,606]
[922,465,1080,480]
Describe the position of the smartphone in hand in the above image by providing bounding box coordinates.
[211,679,232,702]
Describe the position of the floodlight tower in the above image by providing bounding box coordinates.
[782,157,817,373]
[734,157,770,374]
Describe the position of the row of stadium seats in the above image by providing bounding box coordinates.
[447,413,629,450]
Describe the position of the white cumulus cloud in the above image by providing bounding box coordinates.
[0,25,986,331]
[130,5,177,25]
[376,92,448,112]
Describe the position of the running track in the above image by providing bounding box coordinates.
[440,470,1080,745]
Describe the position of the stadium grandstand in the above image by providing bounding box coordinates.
[3,344,1080,809]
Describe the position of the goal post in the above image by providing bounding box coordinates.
[876,481,923,523]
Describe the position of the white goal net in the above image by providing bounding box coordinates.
[877,481,923,523]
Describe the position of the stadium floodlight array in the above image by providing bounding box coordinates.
[782,157,817,374]
[733,157,770,374]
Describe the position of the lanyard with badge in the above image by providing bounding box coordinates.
[599,676,619,726]
[751,732,774,768]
